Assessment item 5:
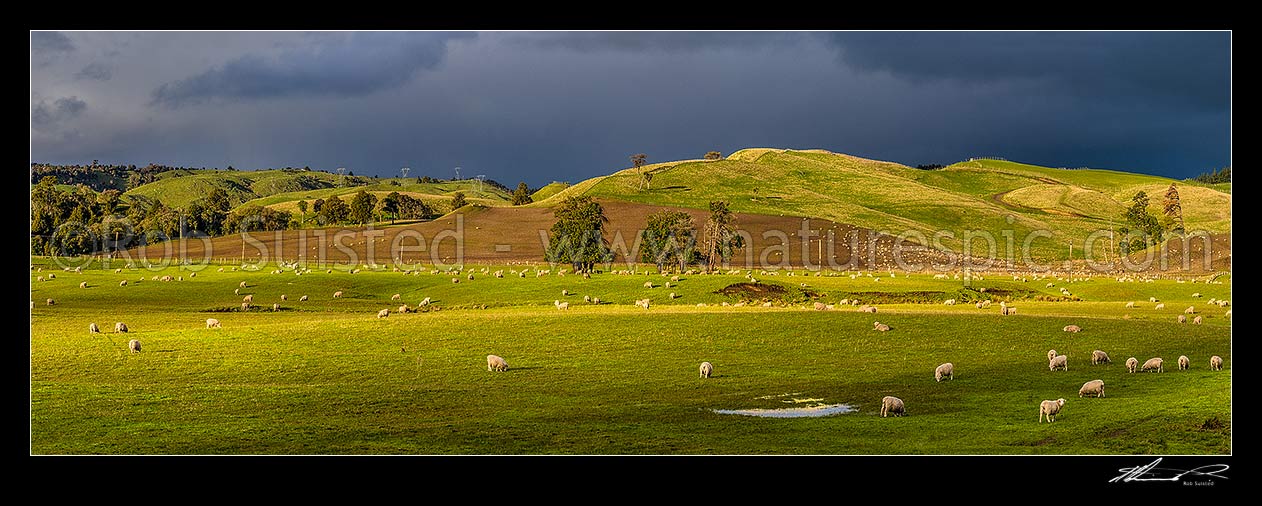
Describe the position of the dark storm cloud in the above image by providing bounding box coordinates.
[516,31,805,52]
[75,62,112,81]
[31,96,87,132]
[31,31,75,54]
[149,32,475,107]
[825,32,1230,111]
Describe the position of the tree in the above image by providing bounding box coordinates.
[639,210,698,272]
[631,153,651,190]
[296,200,308,223]
[396,194,432,220]
[380,192,400,223]
[349,190,378,224]
[510,182,533,206]
[319,195,350,224]
[1162,183,1185,235]
[545,196,611,272]
[1121,191,1163,252]
[450,192,468,211]
[701,201,745,271]
[704,151,722,160]
[312,198,325,214]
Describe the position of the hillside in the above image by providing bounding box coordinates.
[530,182,570,201]
[549,149,1230,261]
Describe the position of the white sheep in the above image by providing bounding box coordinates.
[240,281,248,288]
[206,318,221,328]
[391,293,401,301]
[1126,357,1139,373]
[272,303,280,312]
[935,363,953,382]
[700,361,713,378]
[467,273,474,280]
[46,298,55,306]
[234,288,240,296]
[1185,306,1196,314]
[398,304,410,313]
[115,322,128,333]
[487,354,509,372]
[1091,350,1111,365]
[1225,309,1231,318]
[1141,357,1164,373]
[243,294,254,304]
[1178,314,1187,323]
[669,292,678,299]
[671,275,680,282]
[241,302,251,311]
[89,322,100,333]
[80,281,88,289]
[1155,303,1165,310]
[1049,354,1068,371]
[1193,315,1203,325]
[873,321,891,332]
[1125,301,1135,308]
[1149,297,1158,303]
[1047,349,1058,362]
[1063,325,1082,333]
[880,396,905,418]
[1210,355,1223,371]
[813,302,827,311]
[858,305,877,313]
[419,297,431,306]
[334,291,343,298]
[1039,398,1065,423]
[944,299,956,305]
[120,280,128,286]
[377,309,390,318]
[554,300,569,310]
[452,277,460,284]
[128,339,141,353]
[562,289,569,296]
[300,295,309,302]
[1175,355,1189,370]
[644,282,654,289]
[1191,292,1202,298]
[1078,380,1105,398]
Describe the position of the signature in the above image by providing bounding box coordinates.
[1110,458,1229,483]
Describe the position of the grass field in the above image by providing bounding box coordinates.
[30,257,1231,454]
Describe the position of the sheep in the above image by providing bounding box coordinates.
[561,289,569,296]
[419,297,431,306]
[858,305,877,313]
[935,362,953,382]
[592,297,601,305]
[467,273,474,280]
[120,280,128,287]
[554,300,569,310]
[487,354,509,372]
[1225,309,1231,318]
[944,299,956,305]
[128,339,141,353]
[1174,354,1192,371]
[190,272,196,278]
[234,288,240,296]
[873,321,891,332]
[36,276,45,282]
[644,282,654,289]
[1191,292,1202,298]
[80,281,88,289]
[280,294,288,301]
[1063,325,1082,333]
[1141,357,1164,373]
[115,322,128,333]
[299,295,309,302]
[391,293,401,301]
[89,322,100,333]
[240,281,248,288]
[1178,314,1187,323]
[671,275,680,282]
[241,302,251,311]
[1185,306,1196,314]
[664,282,672,288]
[1001,306,1015,316]
[452,277,460,284]
[1049,355,1068,371]
[1125,301,1135,308]
[1047,349,1058,362]
[880,396,905,418]
[813,302,827,311]
[1193,315,1203,325]
[46,298,55,306]
[1155,303,1165,310]
[272,303,280,312]
[1091,350,1111,365]
[1078,380,1105,398]
[1126,357,1139,373]
[1039,398,1065,423]
[700,361,713,378]
[333,291,343,298]
[377,309,390,318]
[1149,297,1158,303]
[398,304,410,314]
[1210,355,1223,371]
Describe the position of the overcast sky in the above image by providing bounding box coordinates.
[30,31,1231,187]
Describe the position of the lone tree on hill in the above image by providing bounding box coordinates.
[450,192,468,211]
[631,153,651,190]
[511,182,533,206]
[1163,183,1185,236]
[545,195,611,273]
[704,151,722,160]
[702,200,744,272]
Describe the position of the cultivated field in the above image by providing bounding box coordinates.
[30,257,1231,454]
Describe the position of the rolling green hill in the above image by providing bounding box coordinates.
[546,149,1230,260]
[530,182,570,201]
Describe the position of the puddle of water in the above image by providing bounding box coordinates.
[782,397,825,404]
[712,403,855,418]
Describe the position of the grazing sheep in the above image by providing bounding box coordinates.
[944,299,956,305]
[89,322,100,333]
[240,281,248,288]
[115,322,128,333]
[120,280,128,287]
[234,288,240,296]
[46,298,55,306]
[700,361,713,378]
[1063,325,1082,333]
[813,302,827,311]
[935,363,953,382]
[1225,309,1231,318]
[281,294,288,301]
[1049,354,1069,371]
[1001,306,1016,316]
[880,396,905,418]
[1178,314,1187,323]
[1125,302,1135,308]
[242,294,254,304]
[1210,355,1223,371]
[669,292,679,299]
[1091,350,1111,365]
[37,276,44,282]
[644,282,654,289]
[377,309,389,318]
[80,281,88,289]
[333,291,343,298]
[1191,292,1202,298]
[873,322,891,332]
[671,275,680,282]
[1178,355,1190,370]
[561,289,569,296]
[1078,380,1105,398]
[858,305,877,313]
[1126,357,1139,373]
[128,339,141,353]
[593,297,601,305]
[1047,350,1058,362]
[241,302,251,311]
[205,318,222,328]
[1039,398,1066,423]
[487,354,509,372]
[1193,315,1203,325]
[272,303,280,312]
[1155,303,1165,310]
[554,300,569,310]
[299,295,309,302]
[190,272,196,278]
[391,293,401,301]
[452,277,460,284]
[1185,306,1196,314]
[467,274,474,280]
[419,297,431,306]
[1141,357,1164,373]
